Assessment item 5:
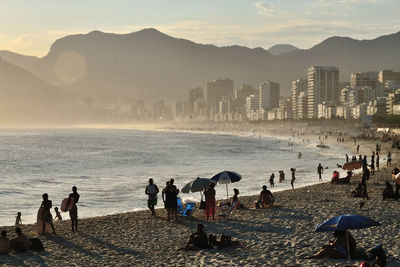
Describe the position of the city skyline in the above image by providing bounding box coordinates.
[0,0,399,56]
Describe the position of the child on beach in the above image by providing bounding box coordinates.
[15,212,22,227]
[54,207,62,221]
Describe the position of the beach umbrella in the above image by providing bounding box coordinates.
[211,171,242,199]
[342,161,362,171]
[181,177,216,194]
[315,214,380,260]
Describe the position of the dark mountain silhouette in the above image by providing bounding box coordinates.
[267,44,299,55]
[3,29,400,101]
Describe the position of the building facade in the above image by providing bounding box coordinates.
[307,66,339,118]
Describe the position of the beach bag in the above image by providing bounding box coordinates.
[29,238,44,251]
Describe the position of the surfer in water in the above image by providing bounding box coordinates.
[67,186,80,232]
[41,193,56,234]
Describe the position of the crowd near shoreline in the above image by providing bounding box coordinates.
[1,122,400,266]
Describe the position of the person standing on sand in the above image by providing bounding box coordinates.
[269,173,275,187]
[376,153,380,171]
[145,178,159,216]
[346,154,349,163]
[165,179,179,220]
[387,152,392,167]
[15,212,22,227]
[204,183,216,220]
[370,153,375,175]
[290,168,296,189]
[362,155,368,173]
[67,186,80,232]
[40,193,56,234]
[317,163,324,181]
[357,144,360,154]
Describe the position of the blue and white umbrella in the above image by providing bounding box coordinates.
[315,214,380,260]
[211,171,242,199]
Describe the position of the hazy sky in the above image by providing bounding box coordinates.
[0,0,399,56]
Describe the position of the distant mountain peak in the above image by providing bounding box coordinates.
[268,44,299,55]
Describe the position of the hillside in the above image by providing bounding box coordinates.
[3,29,400,101]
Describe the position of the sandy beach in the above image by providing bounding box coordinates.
[1,125,399,266]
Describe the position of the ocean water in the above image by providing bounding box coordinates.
[0,127,350,226]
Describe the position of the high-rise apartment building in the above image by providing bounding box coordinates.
[259,81,280,111]
[379,70,400,85]
[188,87,203,114]
[206,79,234,109]
[307,66,339,118]
[291,78,307,119]
[350,72,379,90]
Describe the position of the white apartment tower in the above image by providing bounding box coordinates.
[307,66,339,118]
[291,78,307,119]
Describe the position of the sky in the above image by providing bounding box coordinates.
[0,0,399,57]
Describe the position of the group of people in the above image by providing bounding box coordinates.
[145,177,275,221]
[0,228,38,255]
[145,178,180,220]
[38,186,80,234]
[309,230,387,266]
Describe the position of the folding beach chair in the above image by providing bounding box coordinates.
[177,197,185,215]
[182,202,196,217]
[177,197,195,217]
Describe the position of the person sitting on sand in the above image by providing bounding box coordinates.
[309,230,356,259]
[331,171,339,184]
[254,185,274,208]
[231,188,245,209]
[15,212,22,227]
[359,244,387,267]
[10,227,31,253]
[54,207,62,221]
[382,182,395,200]
[185,224,209,250]
[392,167,400,200]
[349,183,363,198]
[337,171,353,184]
[40,193,56,234]
[0,231,10,255]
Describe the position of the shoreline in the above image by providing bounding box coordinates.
[0,123,354,227]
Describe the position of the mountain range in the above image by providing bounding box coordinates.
[0,28,400,123]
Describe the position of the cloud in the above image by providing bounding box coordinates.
[316,0,384,5]
[254,1,276,15]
